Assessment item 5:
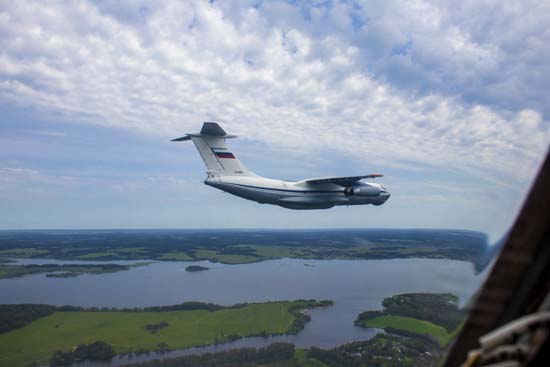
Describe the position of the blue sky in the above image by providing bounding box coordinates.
[0,0,549,240]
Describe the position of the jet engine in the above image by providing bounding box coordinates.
[344,184,381,197]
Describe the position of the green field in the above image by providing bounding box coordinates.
[0,301,316,367]
[363,315,452,346]
[157,251,194,261]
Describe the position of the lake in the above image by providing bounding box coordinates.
[1,257,486,365]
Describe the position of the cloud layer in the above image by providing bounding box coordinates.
[0,0,548,185]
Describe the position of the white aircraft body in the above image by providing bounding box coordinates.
[173,122,390,209]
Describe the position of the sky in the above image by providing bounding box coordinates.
[0,0,549,241]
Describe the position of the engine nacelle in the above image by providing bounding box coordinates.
[344,184,381,197]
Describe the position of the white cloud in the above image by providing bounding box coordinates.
[146,176,187,185]
[0,167,77,188]
[0,167,39,184]
[0,0,548,188]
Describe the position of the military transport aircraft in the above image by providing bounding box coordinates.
[173,122,390,209]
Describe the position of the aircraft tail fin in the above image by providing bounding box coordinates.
[172,122,255,177]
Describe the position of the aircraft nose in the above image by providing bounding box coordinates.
[381,191,390,201]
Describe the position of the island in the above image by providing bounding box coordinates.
[0,299,333,367]
[185,265,209,272]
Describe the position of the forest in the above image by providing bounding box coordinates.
[0,304,57,333]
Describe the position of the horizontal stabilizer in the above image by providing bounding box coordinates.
[171,135,191,142]
[196,122,236,138]
[299,174,383,187]
[172,122,237,142]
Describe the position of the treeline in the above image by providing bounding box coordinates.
[354,310,384,325]
[50,341,115,366]
[16,263,128,270]
[286,300,333,334]
[2,300,332,315]
[0,304,57,333]
[140,301,251,312]
[287,311,311,334]
[123,343,295,367]
[139,299,332,314]
[0,263,133,279]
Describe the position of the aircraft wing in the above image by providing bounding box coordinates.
[300,174,383,187]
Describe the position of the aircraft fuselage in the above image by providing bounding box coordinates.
[204,175,390,210]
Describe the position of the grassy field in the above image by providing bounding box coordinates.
[364,315,455,346]
[157,251,194,261]
[0,301,312,367]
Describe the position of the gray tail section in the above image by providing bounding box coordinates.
[172,122,255,177]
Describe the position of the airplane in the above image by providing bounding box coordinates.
[172,122,390,210]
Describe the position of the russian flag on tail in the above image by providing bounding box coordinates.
[212,148,235,159]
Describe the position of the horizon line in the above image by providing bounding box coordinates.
[0,227,486,233]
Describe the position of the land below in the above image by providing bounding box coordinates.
[0,250,471,367]
[0,300,332,367]
[0,229,494,272]
[0,262,152,279]
[0,229,480,367]
[118,293,464,367]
